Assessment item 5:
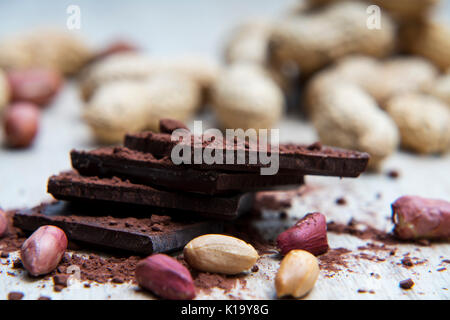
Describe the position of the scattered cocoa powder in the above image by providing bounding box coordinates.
[327,219,398,244]
[192,272,247,295]
[50,253,141,285]
[335,197,347,205]
[38,296,51,300]
[318,247,351,277]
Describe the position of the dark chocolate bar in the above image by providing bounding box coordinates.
[13,201,223,254]
[71,147,304,195]
[124,132,369,177]
[47,171,252,219]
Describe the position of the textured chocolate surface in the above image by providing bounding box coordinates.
[13,201,223,254]
[124,132,369,177]
[71,147,304,195]
[47,171,253,219]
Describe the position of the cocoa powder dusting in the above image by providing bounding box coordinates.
[49,253,141,285]
[327,219,398,244]
[318,247,351,277]
[192,272,247,295]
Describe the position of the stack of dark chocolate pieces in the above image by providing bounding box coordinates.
[14,119,369,255]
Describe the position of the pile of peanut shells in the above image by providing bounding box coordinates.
[78,0,450,170]
[1,1,449,171]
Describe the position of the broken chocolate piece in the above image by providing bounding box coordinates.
[47,171,253,219]
[13,201,223,254]
[71,147,304,195]
[124,131,369,177]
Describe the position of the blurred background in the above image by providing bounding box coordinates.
[1,0,450,209]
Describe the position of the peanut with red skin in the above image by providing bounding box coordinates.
[7,69,63,106]
[0,209,8,238]
[277,212,329,256]
[21,225,68,276]
[4,102,40,148]
[135,254,195,300]
[392,196,450,240]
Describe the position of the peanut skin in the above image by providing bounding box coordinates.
[392,196,450,240]
[4,102,40,148]
[277,212,329,256]
[7,69,63,106]
[0,209,8,238]
[21,225,68,276]
[135,254,195,300]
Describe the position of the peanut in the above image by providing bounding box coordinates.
[307,80,399,169]
[83,81,150,144]
[392,196,450,240]
[0,209,7,238]
[4,102,40,148]
[401,21,450,71]
[212,63,283,130]
[385,93,450,154]
[224,19,271,66]
[0,68,9,113]
[0,29,91,75]
[308,0,440,21]
[425,73,450,107]
[275,249,320,298]
[135,254,195,300]
[144,72,201,132]
[277,212,328,256]
[7,68,63,106]
[269,2,395,74]
[184,234,259,275]
[21,225,68,276]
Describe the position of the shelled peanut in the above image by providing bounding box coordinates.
[136,254,196,300]
[21,225,68,276]
[184,234,259,275]
[3,102,40,148]
[275,250,320,298]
